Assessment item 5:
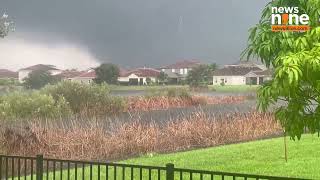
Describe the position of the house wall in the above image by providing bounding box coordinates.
[244,72,272,85]
[118,74,156,85]
[141,77,156,85]
[161,68,191,75]
[212,76,246,85]
[118,76,129,82]
[161,69,172,74]
[49,70,62,75]
[118,74,139,82]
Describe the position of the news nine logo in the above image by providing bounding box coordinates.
[271,6,310,32]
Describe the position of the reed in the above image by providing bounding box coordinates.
[0,111,281,161]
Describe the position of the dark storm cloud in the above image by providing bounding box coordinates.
[1,0,268,67]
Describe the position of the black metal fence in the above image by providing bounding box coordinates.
[0,155,308,180]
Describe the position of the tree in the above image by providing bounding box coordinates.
[242,0,320,139]
[186,64,216,87]
[23,70,59,89]
[0,13,14,38]
[94,63,120,84]
[208,63,217,73]
[157,72,169,85]
[207,63,217,85]
[145,77,152,85]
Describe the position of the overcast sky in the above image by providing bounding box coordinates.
[0,0,268,70]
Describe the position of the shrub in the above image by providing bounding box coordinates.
[146,87,191,99]
[42,81,126,116]
[175,88,192,99]
[0,91,71,120]
[23,69,59,89]
[166,87,178,97]
[157,72,168,85]
[146,77,151,83]
[0,79,19,86]
[0,85,22,95]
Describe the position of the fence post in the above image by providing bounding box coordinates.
[166,163,174,180]
[36,155,43,180]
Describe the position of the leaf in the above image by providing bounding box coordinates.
[244,0,320,138]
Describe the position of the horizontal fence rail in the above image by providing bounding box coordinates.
[0,155,308,180]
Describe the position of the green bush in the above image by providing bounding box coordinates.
[23,70,59,89]
[0,91,71,119]
[178,88,192,99]
[0,85,23,95]
[146,87,191,99]
[166,87,178,97]
[0,78,19,86]
[42,81,126,116]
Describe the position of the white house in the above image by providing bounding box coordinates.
[213,63,272,85]
[118,67,160,85]
[160,60,201,78]
[244,69,272,85]
[18,64,62,82]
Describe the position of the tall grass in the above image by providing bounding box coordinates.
[0,112,281,161]
[127,96,246,111]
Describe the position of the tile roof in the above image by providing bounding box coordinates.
[161,60,201,69]
[251,69,272,76]
[229,60,263,66]
[77,70,96,78]
[55,70,85,79]
[119,67,128,76]
[0,69,18,79]
[164,71,182,78]
[213,66,262,76]
[20,64,60,71]
[122,68,160,77]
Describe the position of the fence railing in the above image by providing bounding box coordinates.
[0,154,308,180]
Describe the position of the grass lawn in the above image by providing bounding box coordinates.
[209,85,260,92]
[31,134,320,179]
